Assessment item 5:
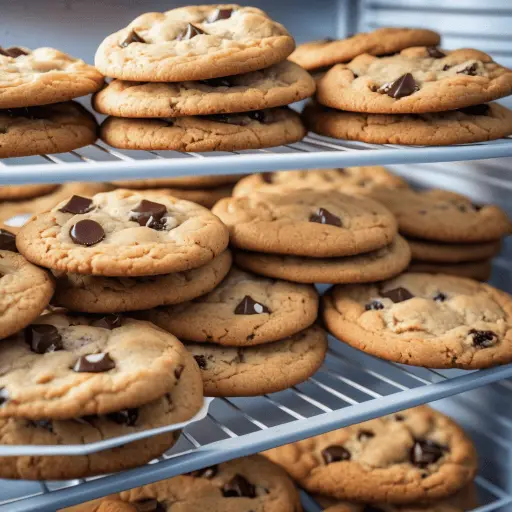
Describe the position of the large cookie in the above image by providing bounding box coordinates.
[289,28,440,71]
[0,314,186,419]
[234,235,411,284]
[95,5,295,81]
[0,184,58,201]
[0,47,103,108]
[317,47,512,113]
[145,266,318,346]
[409,259,492,282]
[0,346,203,480]
[212,190,397,257]
[100,108,306,152]
[303,101,512,145]
[137,186,234,209]
[0,102,98,158]
[94,61,315,117]
[16,189,229,276]
[187,325,327,396]
[408,238,502,263]
[323,272,512,369]
[113,174,242,190]
[264,405,478,504]
[53,250,232,313]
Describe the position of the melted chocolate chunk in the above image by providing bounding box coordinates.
[358,430,375,441]
[106,408,139,426]
[177,23,206,41]
[194,354,207,369]
[133,499,166,512]
[70,219,105,246]
[457,63,478,76]
[410,439,446,468]
[395,414,405,421]
[120,30,145,48]
[469,329,498,348]
[206,8,234,23]
[365,300,384,311]
[28,419,53,432]
[0,229,17,252]
[0,46,29,58]
[73,353,116,373]
[321,445,351,464]
[130,200,168,230]
[442,64,451,71]
[25,324,63,354]
[261,172,274,183]
[59,195,94,215]
[174,364,184,379]
[0,388,8,406]
[426,46,445,58]
[234,295,271,315]
[90,314,123,330]
[222,474,256,498]
[433,292,447,302]
[458,104,490,116]
[381,287,414,303]
[200,76,233,87]
[190,465,218,478]
[309,207,342,227]
[378,73,418,98]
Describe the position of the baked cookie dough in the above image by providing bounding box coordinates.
[0,184,58,201]
[409,259,492,282]
[408,238,502,263]
[112,174,242,190]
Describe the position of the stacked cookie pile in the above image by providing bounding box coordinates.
[93,5,314,152]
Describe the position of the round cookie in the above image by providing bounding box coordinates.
[113,174,242,190]
[53,250,232,313]
[0,102,98,158]
[187,325,327,396]
[140,186,234,209]
[234,235,411,284]
[212,190,397,257]
[93,61,315,117]
[145,266,318,346]
[0,47,104,108]
[0,184,58,201]
[289,28,440,71]
[95,5,295,82]
[409,259,492,282]
[0,248,55,339]
[0,313,186,419]
[317,47,512,114]
[65,454,301,512]
[0,347,203,480]
[323,272,512,369]
[232,167,408,197]
[303,101,512,146]
[264,405,478,504]
[16,189,229,276]
[100,108,306,152]
[408,238,502,263]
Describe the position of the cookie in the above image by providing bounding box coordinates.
[317,47,512,114]
[322,272,512,369]
[95,5,295,82]
[186,325,327,396]
[113,174,242,190]
[367,188,510,243]
[0,184,58,201]
[100,107,306,152]
[212,190,397,257]
[408,238,502,263]
[0,346,203,480]
[265,405,478,504]
[53,250,232,313]
[0,248,55,339]
[0,47,104,108]
[289,28,440,71]
[303,101,512,146]
[140,186,234,209]
[94,61,315,117]
[16,189,229,276]
[409,260,492,282]
[234,235,411,284]
[232,166,408,197]
[0,313,186,419]
[145,266,318,346]
[0,102,98,158]
[64,454,301,512]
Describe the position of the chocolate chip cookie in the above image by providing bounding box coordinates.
[212,190,397,257]
[264,405,478,504]
[16,189,229,276]
[113,174,243,190]
[136,186,234,209]
[0,184,58,201]
[408,238,502,263]
[323,272,512,369]
[95,5,295,82]
[409,259,492,282]
[317,47,512,113]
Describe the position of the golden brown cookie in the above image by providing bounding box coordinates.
[408,238,502,263]
[0,184,58,201]
[409,259,492,282]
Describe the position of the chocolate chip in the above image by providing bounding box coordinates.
[222,474,256,498]
[378,73,418,98]
[200,76,233,87]
[130,200,168,230]
[90,314,123,330]
[410,439,446,468]
[0,229,17,252]
[426,46,445,58]
[194,354,207,369]
[234,296,271,315]
[120,30,145,48]
[358,430,375,441]
[442,64,451,71]
[458,104,490,116]
[206,8,234,23]
[395,414,405,421]
[309,207,342,227]
[106,408,138,426]
[25,324,63,354]
[0,388,8,406]
[261,172,274,183]
[59,195,94,215]
[190,465,218,478]
[321,445,351,464]
[381,287,414,303]
[457,63,478,76]
[174,364,184,379]
[133,499,166,512]
[70,219,105,246]
[28,419,53,433]
[73,353,116,373]
[433,292,447,302]
[177,23,206,41]
[469,329,498,348]
[0,46,29,58]
[365,300,384,311]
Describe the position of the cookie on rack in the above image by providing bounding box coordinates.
[0,313,186,419]
[303,101,512,146]
[0,47,104,108]
[187,325,327,396]
[94,61,315,117]
[145,266,318,346]
[0,184,58,201]
[0,102,99,158]
[289,28,440,71]
[317,47,512,113]
[113,174,243,190]
[95,5,295,82]
[264,405,478,504]
[138,185,234,209]
[409,259,492,282]
[16,189,229,276]
[323,272,512,369]
[212,189,397,257]
[100,108,306,152]
[0,346,204,480]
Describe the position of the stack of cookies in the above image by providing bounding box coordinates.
[93,5,314,152]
